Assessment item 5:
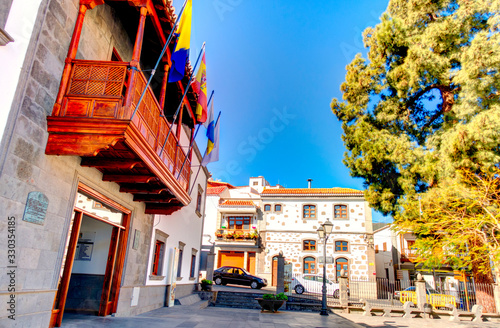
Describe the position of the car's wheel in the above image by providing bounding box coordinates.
[250,280,259,289]
[215,277,222,285]
[294,285,304,294]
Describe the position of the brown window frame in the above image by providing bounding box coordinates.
[335,240,349,252]
[334,204,348,219]
[227,216,251,231]
[274,204,282,212]
[264,204,271,212]
[151,240,165,275]
[303,240,316,251]
[303,204,316,219]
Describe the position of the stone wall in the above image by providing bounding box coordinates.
[0,1,161,326]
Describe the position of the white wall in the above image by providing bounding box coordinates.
[72,215,113,275]
[373,226,394,280]
[145,138,208,286]
[0,0,43,143]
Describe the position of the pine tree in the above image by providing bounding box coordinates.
[331,0,500,283]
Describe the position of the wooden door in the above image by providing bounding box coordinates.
[50,211,83,328]
[272,256,278,286]
[50,184,131,326]
[247,253,255,275]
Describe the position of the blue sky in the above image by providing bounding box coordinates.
[176,0,391,222]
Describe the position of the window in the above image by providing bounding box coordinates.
[264,204,271,212]
[383,242,387,252]
[303,240,316,251]
[303,256,316,274]
[195,185,203,216]
[151,240,165,275]
[177,242,185,278]
[274,204,282,212]
[150,229,168,278]
[253,181,258,186]
[227,216,251,230]
[335,241,348,252]
[303,205,316,218]
[336,258,349,280]
[190,254,196,278]
[334,205,348,219]
[375,245,379,253]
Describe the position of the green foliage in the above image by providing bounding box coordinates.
[201,279,212,285]
[331,0,500,217]
[395,167,500,280]
[276,293,288,301]
[262,294,276,300]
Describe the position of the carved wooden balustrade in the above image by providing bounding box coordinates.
[46,59,191,212]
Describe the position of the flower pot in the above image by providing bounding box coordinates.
[255,298,285,312]
[200,282,212,291]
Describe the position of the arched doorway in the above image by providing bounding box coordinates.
[303,256,316,274]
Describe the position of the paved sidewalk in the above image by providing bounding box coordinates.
[61,304,499,328]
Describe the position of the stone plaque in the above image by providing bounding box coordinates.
[318,256,334,264]
[22,192,49,225]
[132,229,140,250]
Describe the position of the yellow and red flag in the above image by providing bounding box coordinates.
[193,50,207,124]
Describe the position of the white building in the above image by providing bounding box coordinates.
[201,177,375,285]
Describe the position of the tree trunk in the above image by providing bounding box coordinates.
[471,258,496,313]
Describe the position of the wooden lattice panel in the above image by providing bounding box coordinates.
[68,62,127,97]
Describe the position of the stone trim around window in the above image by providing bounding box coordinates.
[195,184,203,218]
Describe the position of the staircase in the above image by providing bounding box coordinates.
[210,291,325,312]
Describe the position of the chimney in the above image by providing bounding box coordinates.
[307,179,313,188]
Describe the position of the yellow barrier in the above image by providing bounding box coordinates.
[401,291,456,308]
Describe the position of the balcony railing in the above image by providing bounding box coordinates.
[215,229,260,242]
[401,248,417,262]
[46,59,192,211]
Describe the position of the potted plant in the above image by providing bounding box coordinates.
[200,279,213,291]
[256,293,288,312]
[250,231,259,240]
[215,230,224,239]
[234,231,243,239]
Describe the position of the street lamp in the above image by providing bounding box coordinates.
[317,218,333,316]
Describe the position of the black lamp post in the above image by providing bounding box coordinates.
[317,218,333,316]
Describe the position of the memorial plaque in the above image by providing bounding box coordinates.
[318,256,334,264]
[132,229,140,250]
[22,192,49,225]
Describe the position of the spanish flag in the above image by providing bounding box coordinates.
[193,50,207,124]
[168,0,192,82]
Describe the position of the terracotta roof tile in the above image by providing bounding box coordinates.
[261,187,363,196]
[219,200,256,207]
[207,186,227,195]
[207,181,235,189]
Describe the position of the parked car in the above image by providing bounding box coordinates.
[213,266,267,289]
[290,274,340,296]
[394,286,438,300]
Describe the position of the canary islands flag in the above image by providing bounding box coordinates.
[193,50,207,124]
[168,0,192,82]
[202,104,219,165]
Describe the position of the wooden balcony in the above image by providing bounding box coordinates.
[401,248,418,262]
[46,59,191,214]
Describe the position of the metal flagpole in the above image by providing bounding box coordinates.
[176,90,215,179]
[188,111,221,195]
[159,42,206,157]
[131,0,188,120]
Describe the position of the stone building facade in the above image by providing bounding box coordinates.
[261,186,375,283]
[0,1,208,327]
[202,177,375,285]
